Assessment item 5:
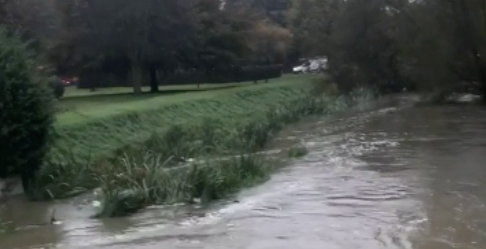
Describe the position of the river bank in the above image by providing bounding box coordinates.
[35,76,314,199]
[5,75,371,217]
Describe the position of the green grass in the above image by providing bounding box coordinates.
[63,82,260,98]
[89,86,375,217]
[59,82,258,112]
[96,153,270,217]
[33,75,375,214]
[36,75,316,198]
[49,76,314,166]
[56,76,307,125]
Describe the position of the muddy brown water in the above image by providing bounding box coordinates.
[1,95,486,249]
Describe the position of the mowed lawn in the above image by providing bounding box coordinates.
[63,82,259,98]
[60,82,255,110]
[57,75,314,126]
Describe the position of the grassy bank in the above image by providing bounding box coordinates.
[37,76,314,198]
[92,85,374,217]
[35,75,374,215]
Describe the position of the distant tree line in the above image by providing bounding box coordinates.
[0,0,292,93]
[77,65,283,89]
[1,0,485,100]
[287,0,486,101]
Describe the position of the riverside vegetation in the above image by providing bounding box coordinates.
[0,32,375,218]
[39,78,374,217]
[0,22,377,218]
[1,0,484,234]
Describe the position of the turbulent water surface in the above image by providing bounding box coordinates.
[1,95,486,249]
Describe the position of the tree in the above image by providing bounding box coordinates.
[399,0,486,101]
[95,0,202,93]
[288,0,412,93]
[0,0,56,47]
[48,0,202,93]
[249,20,292,65]
[48,0,270,93]
[192,0,267,74]
[287,0,341,59]
[0,29,55,194]
[232,0,292,26]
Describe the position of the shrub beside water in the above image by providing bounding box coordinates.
[0,29,55,194]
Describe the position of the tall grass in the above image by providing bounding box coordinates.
[87,87,376,217]
[95,153,269,217]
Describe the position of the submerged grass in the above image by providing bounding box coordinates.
[287,144,309,158]
[96,153,269,217]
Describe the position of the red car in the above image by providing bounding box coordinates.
[60,77,79,86]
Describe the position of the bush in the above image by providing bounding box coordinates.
[49,76,65,99]
[0,29,55,194]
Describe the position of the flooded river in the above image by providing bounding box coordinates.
[2,95,486,249]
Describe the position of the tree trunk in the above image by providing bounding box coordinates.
[131,62,144,94]
[149,65,158,93]
[20,160,39,199]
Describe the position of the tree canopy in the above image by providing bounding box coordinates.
[2,0,485,100]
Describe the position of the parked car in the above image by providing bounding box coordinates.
[292,57,328,74]
[59,76,79,86]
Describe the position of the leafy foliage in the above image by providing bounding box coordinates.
[0,28,55,192]
[288,0,486,99]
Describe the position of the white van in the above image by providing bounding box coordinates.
[292,57,328,74]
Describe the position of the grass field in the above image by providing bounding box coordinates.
[56,76,308,125]
[63,82,257,98]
